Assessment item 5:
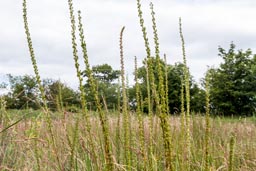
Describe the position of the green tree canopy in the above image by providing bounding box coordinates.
[2,75,79,111]
[44,79,79,111]
[132,57,205,114]
[91,64,120,83]
[4,74,39,109]
[83,63,121,110]
[209,43,256,116]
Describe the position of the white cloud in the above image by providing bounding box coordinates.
[1,0,256,89]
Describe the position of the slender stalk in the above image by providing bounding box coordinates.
[180,77,185,167]
[119,26,131,170]
[67,2,86,112]
[78,10,113,171]
[164,54,169,114]
[135,56,146,170]
[126,74,135,168]
[150,2,173,170]
[67,1,86,169]
[126,74,130,112]
[228,133,235,171]
[136,1,156,169]
[22,1,61,170]
[116,78,121,164]
[57,80,64,112]
[136,0,152,115]
[151,2,165,111]
[22,0,47,109]
[179,17,191,169]
[204,70,211,171]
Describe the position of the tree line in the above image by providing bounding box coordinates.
[0,43,255,116]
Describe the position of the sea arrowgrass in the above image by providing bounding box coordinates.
[135,56,146,170]
[116,78,121,164]
[77,10,99,170]
[136,0,153,117]
[204,70,211,171]
[119,26,132,170]
[56,82,64,113]
[179,17,192,169]
[78,10,114,171]
[164,54,169,114]
[66,1,87,169]
[228,133,236,171]
[180,77,186,169]
[127,74,136,169]
[150,2,173,170]
[22,0,62,170]
[136,1,156,169]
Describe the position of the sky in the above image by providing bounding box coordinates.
[1,0,256,91]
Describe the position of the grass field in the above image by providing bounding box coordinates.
[0,110,255,170]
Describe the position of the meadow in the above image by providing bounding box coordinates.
[0,0,255,170]
[0,110,256,170]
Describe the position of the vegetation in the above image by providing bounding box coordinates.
[0,113,255,170]
[83,63,120,110]
[209,43,256,116]
[2,75,79,111]
[0,0,255,171]
[2,47,255,116]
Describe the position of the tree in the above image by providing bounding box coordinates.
[209,43,256,116]
[91,64,120,83]
[167,63,205,114]
[44,79,80,111]
[4,74,40,109]
[2,75,79,111]
[133,58,205,114]
[83,64,121,110]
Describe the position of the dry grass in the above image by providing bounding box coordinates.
[0,113,255,170]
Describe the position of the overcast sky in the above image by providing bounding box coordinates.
[1,0,256,91]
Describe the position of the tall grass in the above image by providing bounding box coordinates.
[1,111,256,170]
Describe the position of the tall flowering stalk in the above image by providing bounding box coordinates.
[77,10,99,169]
[179,17,191,169]
[67,1,83,169]
[77,9,113,170]
[119,27,132,169]
[22,0,61,170]
[164,54,169,114]
[22,0,47,109]
[150,2,173,170]
[116,78,121,163]
[204,70,211,171]
[180,77,185,138]
[136,2,155,168]
[135,56,146,170]
[136,0,153,114]
[228,133,236,171]
[180,77,186,168]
